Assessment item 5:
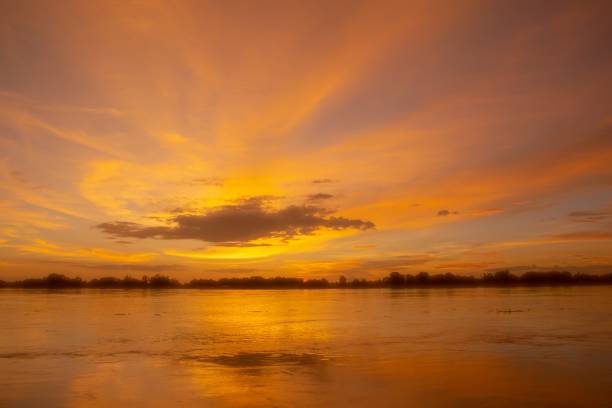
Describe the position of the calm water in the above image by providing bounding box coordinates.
[1,287,611,407]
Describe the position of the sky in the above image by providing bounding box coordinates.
[1,0,611,280]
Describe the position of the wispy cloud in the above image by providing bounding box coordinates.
[547,231,612,242]
[569,208,612,223]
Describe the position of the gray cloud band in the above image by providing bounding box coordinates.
[97,200,374,245]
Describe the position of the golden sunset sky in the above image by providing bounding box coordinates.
[1,1,611,280]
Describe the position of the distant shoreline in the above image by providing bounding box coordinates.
[1,271,611,289]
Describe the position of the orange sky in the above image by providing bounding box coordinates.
[1,0,611,280]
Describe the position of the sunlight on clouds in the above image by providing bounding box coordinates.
[164,230,363,261]
[0,162,88,221]
[20,239,155,263]
[1,1,612,277]
[157,132,191,145]
[165,246,281,260]
[80,157,211,218]
[0,104,126,157]
[0,199,67,232]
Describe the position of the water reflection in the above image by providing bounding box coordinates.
[1,287,611,407]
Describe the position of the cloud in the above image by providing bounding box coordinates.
[307,193,334,201]
[208,241,273,247]
[467,208,504,217]
[312,179,334,184]
[437,209,458,217]
[36,259,185,272]
[19,239,154,263]
[485,264,612,275]
[291,255,433,276]
[569,209,612,223]
[97,198,374,245]
[191,177,224,187]
[357,255,432,270]
[353,244,377,249]
[548,231,612,241]
[435,262,500,270]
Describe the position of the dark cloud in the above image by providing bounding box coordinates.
[9,170,27,184]
[549,231,612,241]
[97,199,374,245]
[435,262,499,270]
[312,179,334,184]
[191,177,224,187]
[485,264,612,274]
[307,193,334,201]
[569,209,612,223]
[437,209,459,216]
[159,196,282,217]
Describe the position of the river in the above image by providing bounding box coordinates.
[1,286,611,407]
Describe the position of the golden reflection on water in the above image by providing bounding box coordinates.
[1,287,611,407]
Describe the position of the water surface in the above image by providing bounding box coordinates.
[1,287,611,407]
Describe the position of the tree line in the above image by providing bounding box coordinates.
[0,270,611,289]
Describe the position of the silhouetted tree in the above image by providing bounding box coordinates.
[3,271,612,289]
[483,270,515,284]
[387,272,406,286]
[304,278,330,288]
[415,272,430,284]
[149,274,180,288]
